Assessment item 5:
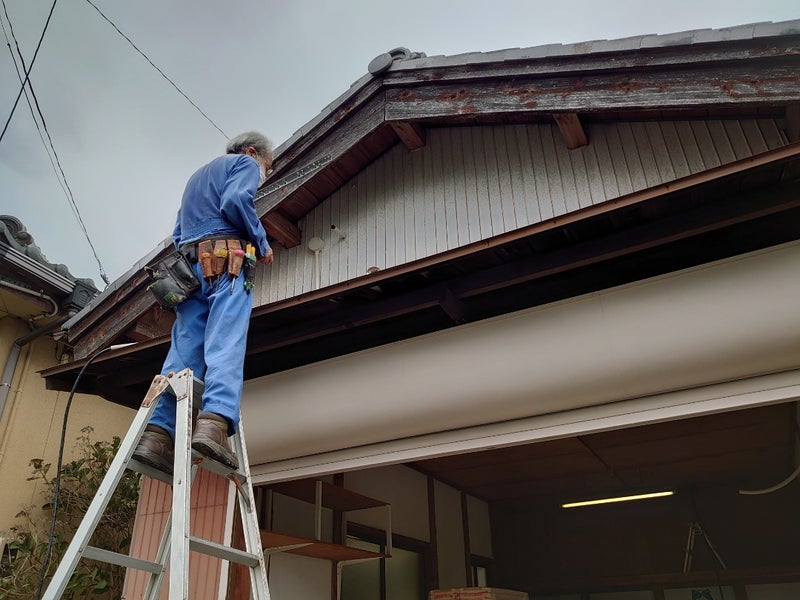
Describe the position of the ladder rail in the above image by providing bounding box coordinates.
[40,368,271,600]
[169,370,195,599]
[40,374,169,600]
[232,418,271,600]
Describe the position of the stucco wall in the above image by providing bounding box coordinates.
[0,321,134,534]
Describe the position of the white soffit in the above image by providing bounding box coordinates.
[250,369,800,484]
[244,241,800,477]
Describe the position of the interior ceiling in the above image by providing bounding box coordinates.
[410,402,799,509]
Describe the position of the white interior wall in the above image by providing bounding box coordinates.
[434,479,467,589]
[466,495,492,558]
[266,553,330,600]
[272,493,333,542]
[345,464,430,541]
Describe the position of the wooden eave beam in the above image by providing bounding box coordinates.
[263,211,302,248]
[384,63,800,121]
[389,121,426,150]
[553,113,588,149]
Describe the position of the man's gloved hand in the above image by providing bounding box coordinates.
[258,247,274,265]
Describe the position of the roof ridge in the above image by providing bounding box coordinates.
[273,19,800,159]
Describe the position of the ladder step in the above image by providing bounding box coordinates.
[128,454,247,484]
[83,546,162,574]
[189,536,261,567]
[127,458,173,484]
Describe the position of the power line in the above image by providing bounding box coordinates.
[83,0,229,140]
[0,1,111,287]
[0,0,58,144]
[0,8,69,201]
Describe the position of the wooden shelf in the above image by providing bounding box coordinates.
[260,531,385,562]
[262,477,392,563]
[267,478,388,512]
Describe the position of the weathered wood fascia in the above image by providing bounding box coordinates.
[71,285,160,360]
[63,268,153,344]
[267,78,385,177]
[63,245,176,354]
[255,91,387,217]
[384,64,800,120]
[381,38,800,86]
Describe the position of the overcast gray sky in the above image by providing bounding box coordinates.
[1,0,797,288]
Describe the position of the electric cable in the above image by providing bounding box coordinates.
[0,3,71,208]
[83,0,229,140]
[0,0,111,287]
[34,344,121,600]
[0,0,58,144]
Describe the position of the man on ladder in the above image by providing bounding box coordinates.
[134,131,275,473]
[41,133,277,600]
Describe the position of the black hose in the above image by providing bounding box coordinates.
[34,345,117,600]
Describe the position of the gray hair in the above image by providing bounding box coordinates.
[226,131,272,158]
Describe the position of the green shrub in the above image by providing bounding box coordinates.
[1,426,140,599]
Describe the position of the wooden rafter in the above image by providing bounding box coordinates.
[553,113,588,149]
[389,121,426,150]
[263,211,302,248]
[787,104,800,142]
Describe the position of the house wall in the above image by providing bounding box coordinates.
[252,119,787,305]
[0,318,134,535]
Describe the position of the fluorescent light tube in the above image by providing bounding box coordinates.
[562,490,674,508]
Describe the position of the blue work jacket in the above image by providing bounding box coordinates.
[172,154,270,258]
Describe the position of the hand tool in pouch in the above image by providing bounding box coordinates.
[198,240,214,281]
[227,240,244,293]
[213,240,228,275]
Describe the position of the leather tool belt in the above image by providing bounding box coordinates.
[179,236,248,264]
[144,250,201,310]
[180,237,249,282]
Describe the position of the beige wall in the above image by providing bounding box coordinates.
[0,319,134,534]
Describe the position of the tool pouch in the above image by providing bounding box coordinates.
[198,240,214,279]
[227,239,244,277]
[144,250,201,310]
[243,256,256,293]
[212,240,228,276]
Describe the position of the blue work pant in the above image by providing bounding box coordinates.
[150,261,252,439]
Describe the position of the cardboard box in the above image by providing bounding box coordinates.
[429,588,528,600]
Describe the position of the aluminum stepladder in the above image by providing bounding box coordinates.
[41,368,271,600]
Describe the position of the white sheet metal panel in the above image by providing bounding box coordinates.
[251,119,787,306]
[243,241,800,470]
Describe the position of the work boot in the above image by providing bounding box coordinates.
[191,412,238,470]
[132,425,174,475]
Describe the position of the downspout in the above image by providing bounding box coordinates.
[0,297,75,424]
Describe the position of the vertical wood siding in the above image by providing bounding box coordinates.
[123,470,230,599]
[252,119,787,306]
